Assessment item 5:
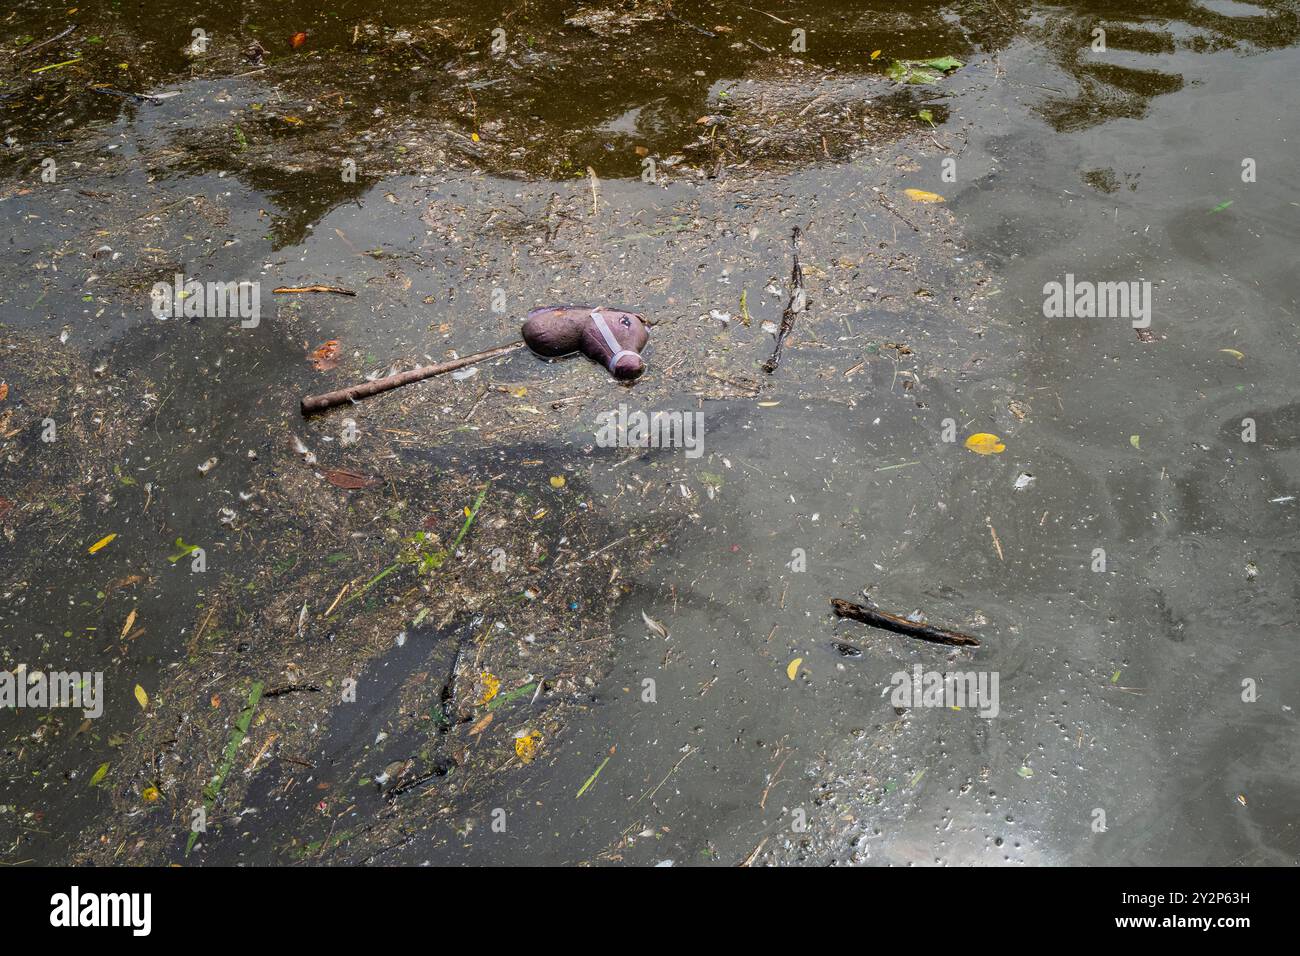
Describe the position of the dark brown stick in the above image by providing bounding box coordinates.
[762,226,805,373]
[831,598,981,647]
[301,341,524,415]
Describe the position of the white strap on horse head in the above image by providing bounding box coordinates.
[590,309,637,373]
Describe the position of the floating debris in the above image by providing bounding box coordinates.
[641,611,669,639]
[832,598,981,647]
[887,56,963,85]
[965,433,1006,455]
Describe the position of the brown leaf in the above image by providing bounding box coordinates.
[308,340,340,371]
[106,574,144,594]
[324,468,377,490]
[468,713,494,735]
[0,382,8,401]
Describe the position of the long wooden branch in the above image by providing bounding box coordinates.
[831,598,981,647]
[301,341,524,415]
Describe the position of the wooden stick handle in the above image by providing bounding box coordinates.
[301,341,525,415]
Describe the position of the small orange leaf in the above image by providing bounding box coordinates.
[323,468,377,490]
[291,31,307,48]
[308,340,340,371]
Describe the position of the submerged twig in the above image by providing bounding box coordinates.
[665,11,718,37]
[762,227,805,373]
[273,285,356,296]
[21,24,77,57]
[831,598,981,647]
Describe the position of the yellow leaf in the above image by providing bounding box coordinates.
[549,476,566,489]
[870,49,882,60]
[786,657,802,680]
[134,684,149,709]
[471,132,480,142]
[476,672,500,706]
[120,609,137,639]
[1219,348,1244,360]
[1130,434,1140,449]
[142,785,160,803]
[964,433,1006,455]
[515,730,541,763]
[904,188,945,203]
[88,533,117,554]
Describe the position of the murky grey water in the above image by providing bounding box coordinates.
[2,1,1297,865]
